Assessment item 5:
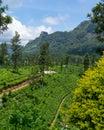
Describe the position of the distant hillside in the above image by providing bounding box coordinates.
[23,20,104,57]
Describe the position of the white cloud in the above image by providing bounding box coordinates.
[1,17,53,46]
[43,17,59,25]
[43,15,69,25]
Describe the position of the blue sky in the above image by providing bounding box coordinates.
[2,0,100,45]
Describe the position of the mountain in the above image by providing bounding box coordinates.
[23,20,104,57]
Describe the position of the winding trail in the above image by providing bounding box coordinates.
[50,92,69,128]
[0,76,40,98]
[0,70,56,98]
[0,70,68,128]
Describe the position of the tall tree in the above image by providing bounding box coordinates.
[88,0,104,41]
[39,42,50,76]
[0,42,8,65]
[83,53,90,71]
[0,0,12,33]
[11,31,21,72]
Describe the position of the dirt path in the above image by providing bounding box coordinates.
[0,76,40,98]
[0,70,56,98]
[50,93,69,128]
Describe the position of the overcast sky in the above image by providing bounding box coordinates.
[1,0,100,45]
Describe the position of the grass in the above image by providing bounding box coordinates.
[0,64,83,129]
[0,66,38,91]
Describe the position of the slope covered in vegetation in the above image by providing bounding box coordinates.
[23,21,104,57]
[0,65,82,129]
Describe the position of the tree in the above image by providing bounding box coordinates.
[45,55,52,70]
[88,0,104,41]
[83,53,90,71]
[39,42,50,76]
[65,55,70,66]
[66,56,104,130]
[0,0,12,33]
[9,103,46,129]
[66,1,104,129]
[0,42,8,65]
[11,31,21,72]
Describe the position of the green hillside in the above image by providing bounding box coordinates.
[0,65,81,129]
[23,20,104,57]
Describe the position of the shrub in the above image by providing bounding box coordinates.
[67,56,104,130]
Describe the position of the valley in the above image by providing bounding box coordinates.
[0,0,104,129]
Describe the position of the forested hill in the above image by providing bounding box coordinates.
[23,20,104,57]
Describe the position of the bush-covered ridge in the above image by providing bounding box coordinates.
[23,20,104,57]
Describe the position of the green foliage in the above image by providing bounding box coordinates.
[0,64,81,129]
[0,66,33,90]
[88,0,104,41]
[66,56,104,130]
[83,53,90,71]
[39,42,50,75]
[9,105,43,129]
[11,31,21,71]
[0,42,8,65]
[0,95,46,129]
[23,21,104,58]
[0,0,12,33]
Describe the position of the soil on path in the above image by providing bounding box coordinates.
[0,70,56,97]
[50,92,69,128]
[0,76,40,98]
